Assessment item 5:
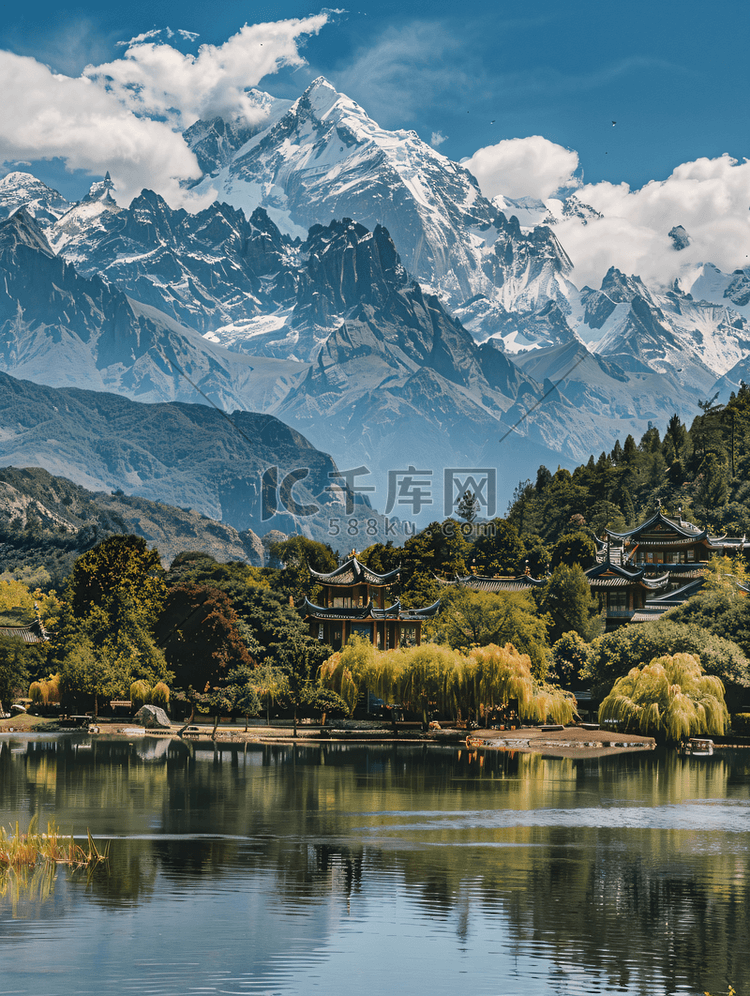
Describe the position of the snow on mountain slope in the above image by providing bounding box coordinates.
[183,91,293,176]
[0,210,309,413]
[187,77,575,313]
[49,183,301,335]
[0,172,71,228]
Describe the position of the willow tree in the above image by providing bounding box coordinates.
[130,679,151,712]
[465,643,577,726]
[29,674,60,708]
[317,636,375,716]
[246,661,288,726]
[598,653,729,741]
[396,644,461,729]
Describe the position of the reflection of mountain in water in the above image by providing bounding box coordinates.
[1,738,749,995]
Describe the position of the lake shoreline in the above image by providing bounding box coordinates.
[0,715,658,755]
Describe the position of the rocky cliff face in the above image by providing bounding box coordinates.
[188,77,574,312]
[0,210,309,410]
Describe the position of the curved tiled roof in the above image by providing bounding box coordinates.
[302,597,404,621]
[606,511,707,542]
[586,561,669,590]
[436,573,546,592]
[0,620,48,643]
[309,557,400,586]
[401,600,442,619]
[639,564,707,578]
[644,578,706,606]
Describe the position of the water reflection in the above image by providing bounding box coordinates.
[0,736,748,995]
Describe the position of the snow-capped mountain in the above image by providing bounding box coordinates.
[0,203,709,521]
[0,209,307,412]
[188,77,575,313]
[2,70,750,520]
[51,184,299,336]
[0,171,71,228]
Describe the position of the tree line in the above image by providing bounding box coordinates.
[3,385,750,738]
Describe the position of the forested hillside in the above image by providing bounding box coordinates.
[506,382,750,545]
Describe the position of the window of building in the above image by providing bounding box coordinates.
[608,591,628,612]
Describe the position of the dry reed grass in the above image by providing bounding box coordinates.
[0,816,109,871]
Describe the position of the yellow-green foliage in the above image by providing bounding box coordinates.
[704,553,748,595]
[599,652,729,740]
[465,644,576,724]
[28,674,60,705]
[318,637,577,725]
[396,643,461,725]
[0,578,61,628]
[130,679,151,712]
[150,681,170,708]
[0,816,109,870]
[317,635,375,715]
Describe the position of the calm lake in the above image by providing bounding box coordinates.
[1,736,749,996]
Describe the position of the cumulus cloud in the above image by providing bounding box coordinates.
[0,15,331,206]
[462,135,579,201]
[0,51,202,205]
[87,15,330,129]
[555,155,750,289]
[431,131,447,148]
[465,133,750,289]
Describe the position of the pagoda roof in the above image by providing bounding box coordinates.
[401,600,442,620]
[309,557,400,586]
[0,620,48,643]
[639,563,707,578]
[436,573,546,592]
[585,560,669,590]
[644,577,706,607]
[606,510,707,542]
[709,535,747,550]
[303,597,401,621]
[630,578,706,622]
[302,596,441,622]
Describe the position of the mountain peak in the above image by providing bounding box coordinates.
[82,172,116,204]
[0,171,71,228]
[298,75,361,120]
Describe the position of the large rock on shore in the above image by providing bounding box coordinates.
[134,704,171,729]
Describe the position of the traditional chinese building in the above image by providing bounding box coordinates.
[408,511,748,635]
[435,572,546,595]
[605,510,745,578]
[590,510,747,628]
[302,556,440,650]
[584,559,670,631]
[0,619,48,643]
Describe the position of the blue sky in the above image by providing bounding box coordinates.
[1,0,748,200]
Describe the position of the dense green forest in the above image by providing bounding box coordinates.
[3,384,750,738]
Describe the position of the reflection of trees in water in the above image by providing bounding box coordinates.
[3,739,750,992]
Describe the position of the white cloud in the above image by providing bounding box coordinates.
[0,15,331,208]
[462,136,579,201]
[0,51,202,206]
[465,134,750,289]
[555,155,750,289]
[87,15,330,129]
[431,131,447,148]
